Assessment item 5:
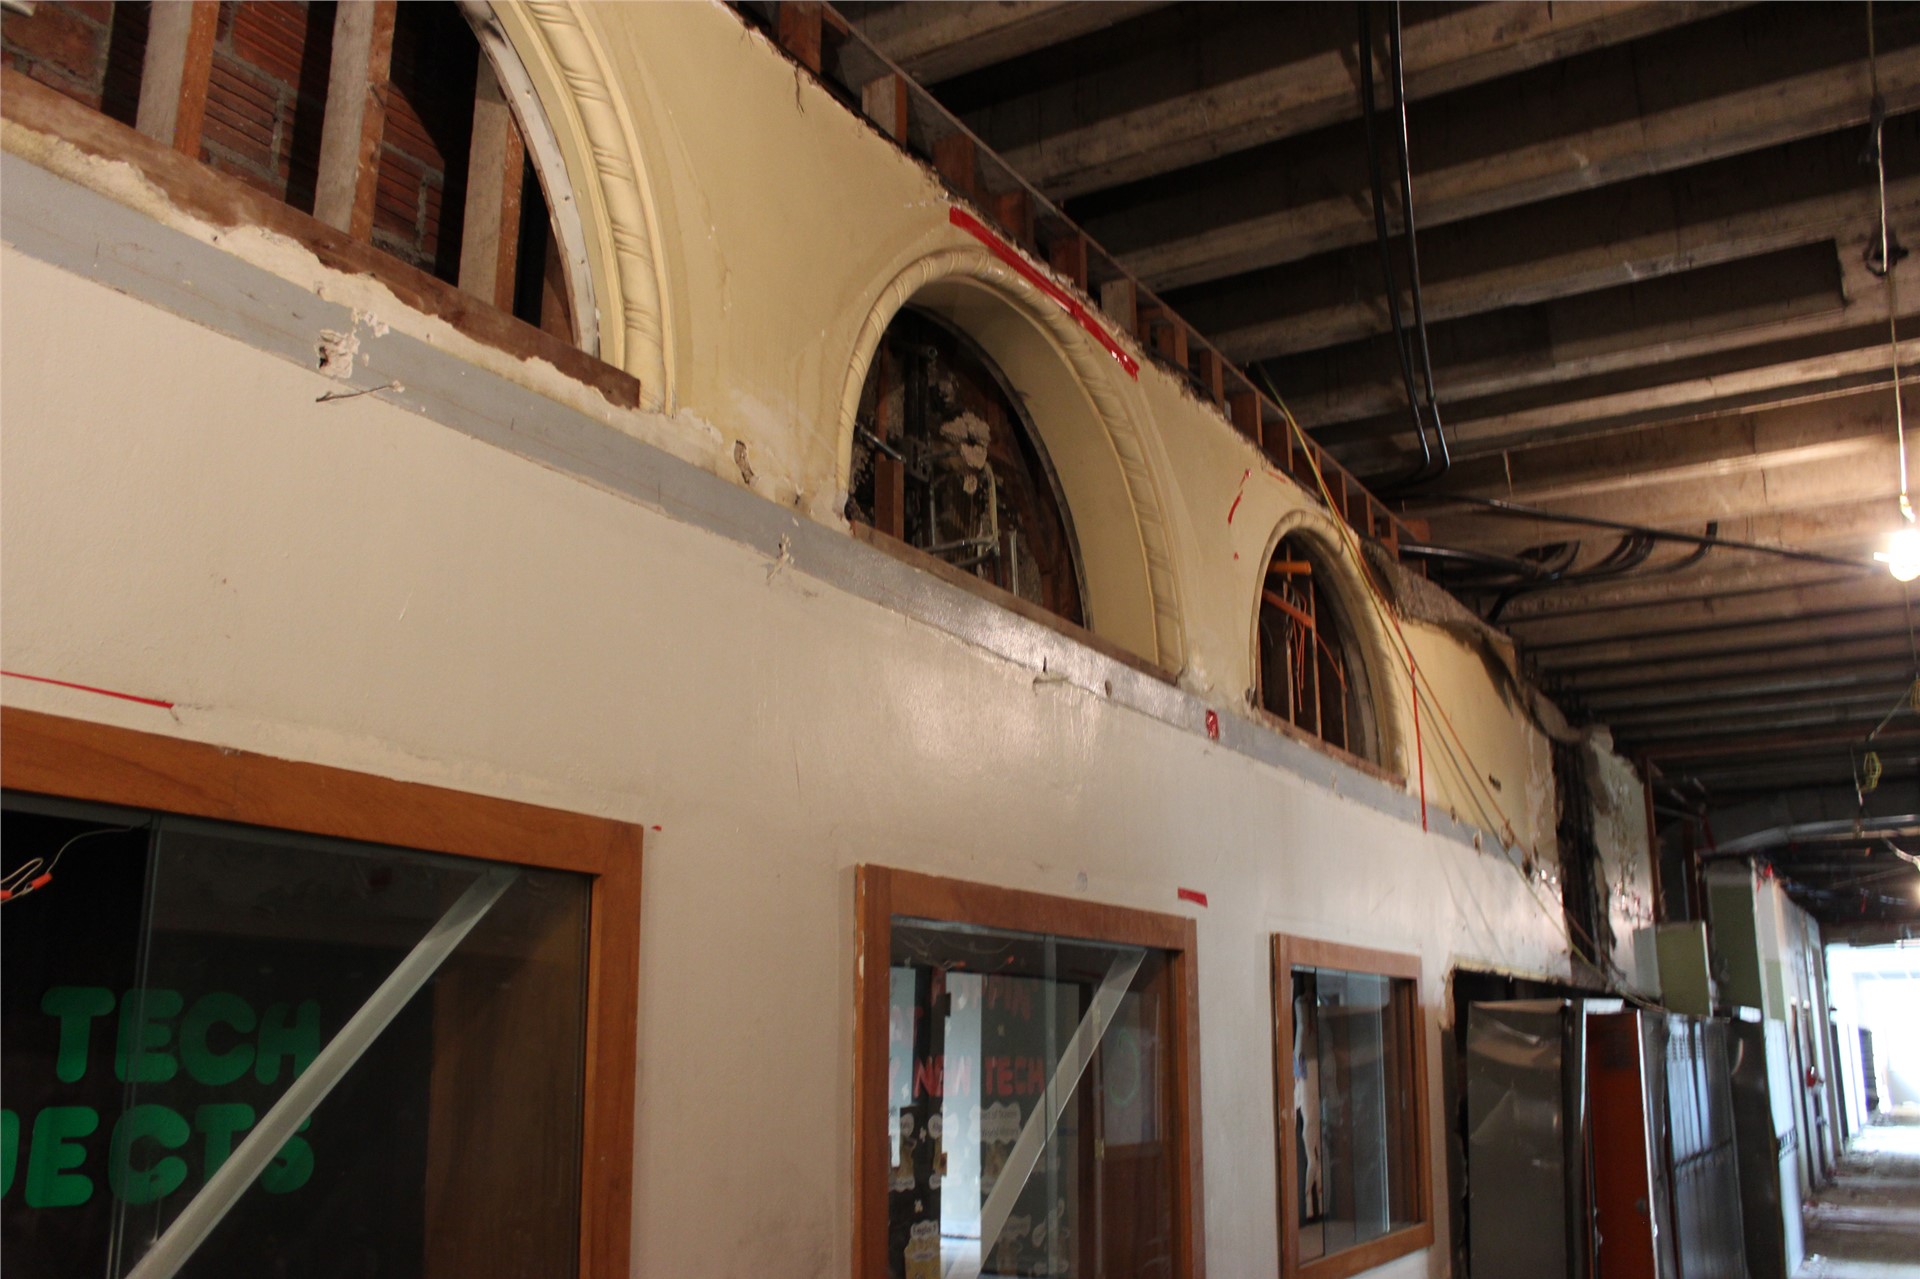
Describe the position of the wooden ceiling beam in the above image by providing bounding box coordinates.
[1589,665,1917,718]
[1202,174,1920,362]
[1420,451,1905,559]
[1288,227,1915,430]
[1510,574,1902,649]
[1415,387,1914,506]
[1597,672,1912,722]
[1530,605,1916,671]
[1552,634,1918,697]
[980,1,1731,199]
[1109,43,1920,290]
[855,1,1171,84]
[1332,326,1920,473]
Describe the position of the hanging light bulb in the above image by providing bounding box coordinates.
[1876,525,1920,581]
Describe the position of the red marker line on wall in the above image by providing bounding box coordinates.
[1,670,174,709]
[948,207,1140,379]
[1177,887,1208,908]
[1226,469,1250,525]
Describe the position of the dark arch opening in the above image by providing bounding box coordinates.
[1258,534,1380,763]
[848,306,1085,626]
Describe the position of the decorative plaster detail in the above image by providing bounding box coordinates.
[839,247,1187,670]
[503,2,673,410]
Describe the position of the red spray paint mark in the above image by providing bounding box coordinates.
[1177,888,1209,908]
[1204,709,1220,741]
[651,825,662,832]
[1226,469,1251,524]
[1,670,174,709]
[948,207,1139,379]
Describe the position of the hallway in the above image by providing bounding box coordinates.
[1800,1112,1920,1277]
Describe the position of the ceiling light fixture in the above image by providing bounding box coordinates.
[1876,526,1920,581]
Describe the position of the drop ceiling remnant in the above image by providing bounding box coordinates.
[843,0,1920,927]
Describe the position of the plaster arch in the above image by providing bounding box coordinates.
[837,248,1187,671]
[475,1,676,411]
[1250,510,1409,778]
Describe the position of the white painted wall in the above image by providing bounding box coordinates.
[0,3,1662,1273]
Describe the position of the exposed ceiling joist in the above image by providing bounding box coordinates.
[852,1,1172,84]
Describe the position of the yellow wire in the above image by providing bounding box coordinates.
[1265,391,1654,1003]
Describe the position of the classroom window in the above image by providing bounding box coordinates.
[1273,936,1431,1279]
[0,710,640,1278]
[857,867,1204,1279]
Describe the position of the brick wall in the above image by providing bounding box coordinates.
[3,1,488,284]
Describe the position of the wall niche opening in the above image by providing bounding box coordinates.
[847,306,1085,626]
[1257,533,1381,765]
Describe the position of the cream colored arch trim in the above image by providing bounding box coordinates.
[485,1,675,411]
[838,246,1187,670]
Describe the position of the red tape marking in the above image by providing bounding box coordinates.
[948,207,1139,379]
[1,670,174,709]
[1177,887,1208,908]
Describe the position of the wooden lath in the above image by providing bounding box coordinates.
[732,0,1412,560]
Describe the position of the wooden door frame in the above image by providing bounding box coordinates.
[0,707,641,1278]
[853,864,1206,1279]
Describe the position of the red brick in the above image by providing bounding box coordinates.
[3,3,104,80]
[23,56,101,110]
[229,0,316,86]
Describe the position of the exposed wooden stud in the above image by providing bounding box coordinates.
[1193,347,1226,404]
[1099,276,1138,334]
[459,54,527,312]
[134,0,219,155]
[860,72,908,144]
[1046,231,1089,289]
[314,0,397,240]
[990,188,1034,247]
[1228,389,1263,446]
[1139,304,1187,364]
[932,131,976,199]
[777,1,824,73]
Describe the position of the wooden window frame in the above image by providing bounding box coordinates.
[853,865,1207,1279]
[0,706,640,1278]
[1272,935,1432,1279]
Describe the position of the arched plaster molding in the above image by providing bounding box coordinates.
[487,1,675,411]
[1253,510,1409,777]
[838,247,1187,670]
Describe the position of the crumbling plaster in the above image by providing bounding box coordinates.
[0,1,1673,1272]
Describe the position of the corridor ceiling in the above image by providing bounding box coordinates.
[836,0,1920,926]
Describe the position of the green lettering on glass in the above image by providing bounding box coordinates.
[108,1105,189,1206]
[260,1119,313,1195]
[42,986,115,1084]
[192,1103,254,1179]
[24,1106,97,1208]
[1,1109,18,1197]
[254,1000,320,1085]
[179,993,257,1086]
[114,989,183,1084]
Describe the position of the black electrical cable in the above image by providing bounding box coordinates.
[1387,0,1451,485]
[1357,2,1433,486]
[1440,495,1878,569]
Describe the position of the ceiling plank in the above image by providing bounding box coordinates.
[1511,576,1905,650]
[1112,45,1920,290]
[986,1,1733,199]
[1332,327,1920,471]
[1205,175,1920,362]
[1551,634,1920,696]
[855,1,1172,83]
[1530,605,1916,671]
